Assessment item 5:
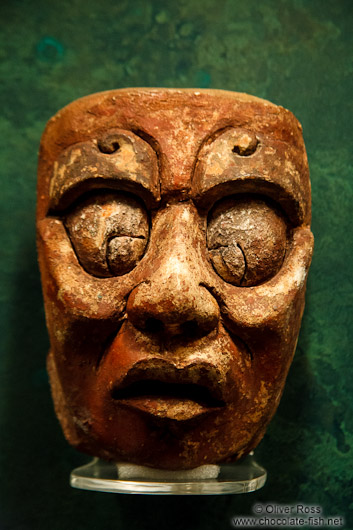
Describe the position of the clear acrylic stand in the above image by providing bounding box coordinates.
[70,452,266,495]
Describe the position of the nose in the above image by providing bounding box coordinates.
[126,203,220,339]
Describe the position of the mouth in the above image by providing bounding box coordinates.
[111,362,226,421]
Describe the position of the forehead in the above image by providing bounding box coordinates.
[37,89,310,223]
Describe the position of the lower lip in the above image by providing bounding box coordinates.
[116,396,222,421]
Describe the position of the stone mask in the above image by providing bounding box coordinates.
[37,89,313,470]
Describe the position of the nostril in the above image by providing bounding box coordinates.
[143,318,201,339]
[145,317,164,334]
[180,320,199,340]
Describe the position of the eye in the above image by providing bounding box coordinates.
[207,195,288,286]
[65,192,149,277]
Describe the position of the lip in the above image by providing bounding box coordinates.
[110,360,226,421]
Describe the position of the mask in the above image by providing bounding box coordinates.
[37,89,313,469]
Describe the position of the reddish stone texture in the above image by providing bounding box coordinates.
[37,89,313,470]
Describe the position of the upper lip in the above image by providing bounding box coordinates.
[110,359,227,409]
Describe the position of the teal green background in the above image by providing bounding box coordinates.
[1,0,352,528]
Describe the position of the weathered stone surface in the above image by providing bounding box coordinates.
[37,88,313,469]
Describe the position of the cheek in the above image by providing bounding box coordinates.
[222,329,283,421]
[38,221,143,369]
[216,276,308,401]
[214,232,312,383]
[42,266,133,399]
[38,217,142,321]
[222,293,305,393]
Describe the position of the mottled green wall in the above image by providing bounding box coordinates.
[1,0,352,528]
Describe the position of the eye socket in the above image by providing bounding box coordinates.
[207,195,288,286]
[65,192,149,277]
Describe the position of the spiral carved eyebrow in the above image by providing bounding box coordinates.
[192,127,308,226]
[49,129,160,213]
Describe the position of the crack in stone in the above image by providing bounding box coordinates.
[237,242,248,286]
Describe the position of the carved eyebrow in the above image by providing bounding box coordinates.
[192,129,310,226]
[48,134,160,212]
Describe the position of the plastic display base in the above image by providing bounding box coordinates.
[70,452,266,495]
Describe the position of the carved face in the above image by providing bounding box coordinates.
[37,89,313,469]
